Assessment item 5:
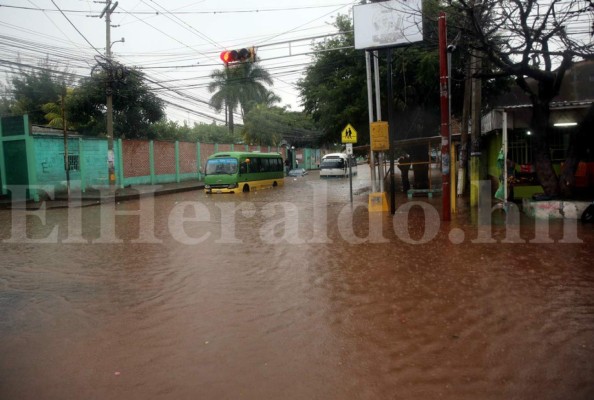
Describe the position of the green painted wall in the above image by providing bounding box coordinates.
[486,133,503,179]
[0,115,37,199]
[3,124,323,194]
[33,136,109,189]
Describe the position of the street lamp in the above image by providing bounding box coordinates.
[110,37,125,49]
[291,146,295,170]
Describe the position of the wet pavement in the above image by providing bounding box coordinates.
[0,166,593,400]
[0,179,205,209]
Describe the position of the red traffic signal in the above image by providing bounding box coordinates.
[220,50,235,63]
[220,47,255,65]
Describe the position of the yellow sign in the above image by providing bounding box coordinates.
[370,121,389,151]
[341,124,357,143]
[368,192,388,212]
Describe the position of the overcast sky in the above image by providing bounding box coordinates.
[1,0,358,125]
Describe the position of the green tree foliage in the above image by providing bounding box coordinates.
[9,64,67,124]
[260,90,282,108]
[0,96,13,116]
[298,14,369,145]
[297,9,511,146]
[68,67,165,138]
[242,105,321,147]
[209,62,273,134]
[298,13,448,145]
[41,87,76,130]
[147,120,243,143]
[389,47,441,140]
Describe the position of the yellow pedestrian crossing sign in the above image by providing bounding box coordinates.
[341,124,357,143]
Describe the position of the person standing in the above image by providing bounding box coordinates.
[397,154,411,192]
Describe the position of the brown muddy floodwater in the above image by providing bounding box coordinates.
[0,168,593,400]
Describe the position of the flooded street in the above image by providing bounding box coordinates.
[1,167,593,399]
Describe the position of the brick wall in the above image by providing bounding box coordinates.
[154,141,176,175]
[200,143,216,169]
[122,139,150,178]
[29,135,302,189]
[179,142,197,174]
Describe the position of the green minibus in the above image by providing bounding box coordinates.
[204,151,285,193]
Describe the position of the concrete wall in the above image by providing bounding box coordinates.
[34,136,108,190]
[10,132,308,192]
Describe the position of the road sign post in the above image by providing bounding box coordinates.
[342,125,357,204]
[346,143,354,203]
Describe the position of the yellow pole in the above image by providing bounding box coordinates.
[470,156,479,206]
[450,143,456,214]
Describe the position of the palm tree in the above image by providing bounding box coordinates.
[41,87,75,130]
[208,62,273,133]
[261,90,282,108]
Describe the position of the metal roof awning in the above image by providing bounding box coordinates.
[481,100,593,134]
[393,133,461,147]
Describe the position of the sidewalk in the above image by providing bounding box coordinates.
[0,180,205,210]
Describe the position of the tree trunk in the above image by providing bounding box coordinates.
[470,52,482,206]
[458,60,472,195]
[228,103,234,134]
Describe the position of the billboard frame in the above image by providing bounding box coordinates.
[353,0,424,50]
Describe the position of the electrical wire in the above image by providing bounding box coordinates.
[50,0,103,57]
[0,0,363,127]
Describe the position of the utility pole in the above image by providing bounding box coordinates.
[468,0,482,207]
[470,51,482,207]
[100,0,118,187]
[458,59,472,197]
[61,87,70,200]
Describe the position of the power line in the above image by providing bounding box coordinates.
[0,3,355,15]
[0,0,359,124]
[256,2,355,45]
[114,4,216,64]
[141,0,222,50]
[49,0,103,56]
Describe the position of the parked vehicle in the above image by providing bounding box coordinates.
[288,168,308,177]
[319,153,357,178]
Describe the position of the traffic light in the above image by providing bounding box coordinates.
[220,47,256,65]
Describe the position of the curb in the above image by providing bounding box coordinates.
[0,183,205,210]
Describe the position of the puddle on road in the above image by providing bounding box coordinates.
[1,170,593,399]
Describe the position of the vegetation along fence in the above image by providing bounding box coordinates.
[0,115,321,199]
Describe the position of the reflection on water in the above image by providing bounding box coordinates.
[1,170,593,399]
